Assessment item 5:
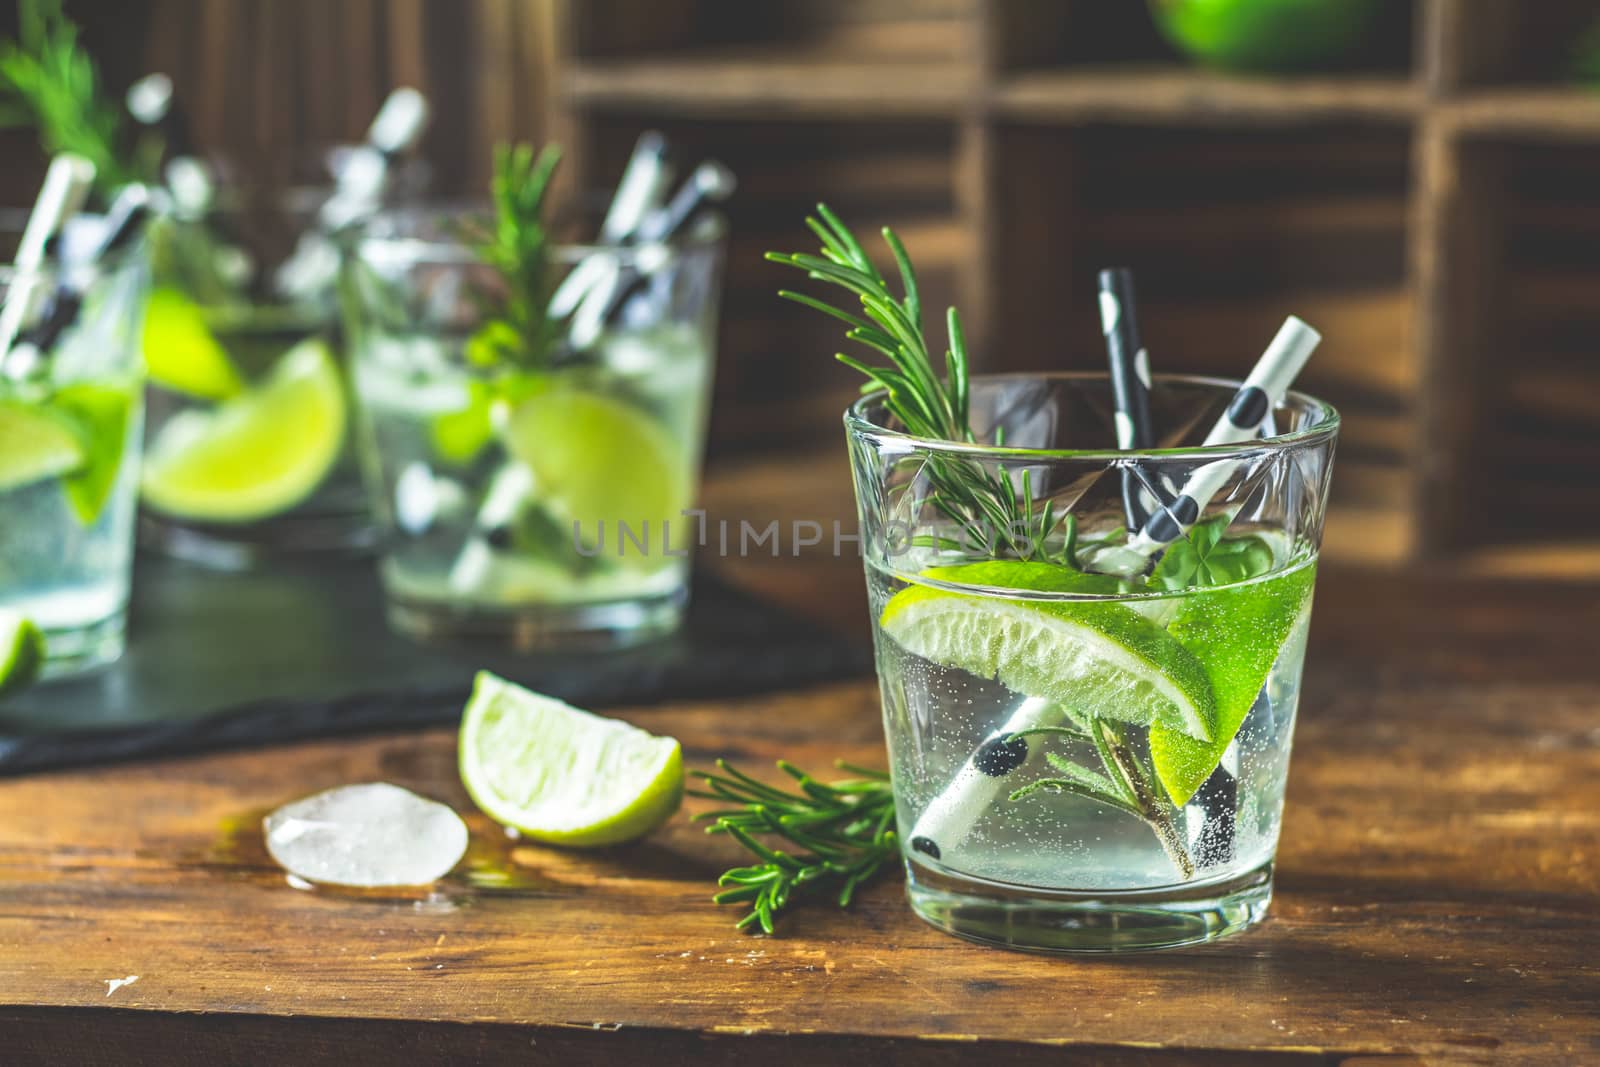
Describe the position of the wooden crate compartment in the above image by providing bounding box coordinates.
[565,0,977,118]
[1434,0,1600,89]
[1460,139,1600,548]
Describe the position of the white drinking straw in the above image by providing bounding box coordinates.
[568,160,736,346]
[548,131,672,319]
[278,89,431,300]
[1125,316,1320,554]
[8,185,152,364]
[0,155,96,364]
[447,462,535,596]
[367,87,429,158]
[907,697,1056,862]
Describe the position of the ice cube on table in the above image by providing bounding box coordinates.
[263,782,469,888]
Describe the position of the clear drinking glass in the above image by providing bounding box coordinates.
[343,211,723,648]
[136,183,370,567]
[0,253,148,677]
[846,373,1338,952]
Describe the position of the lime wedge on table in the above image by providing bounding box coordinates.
[459,672,684,847]
[880,562,1217,742]
[501,385,687,553]
[141,338,345,523]
[141,287,244,400]
[1149,562,1317,806]
[0,612,45,700]
[52,383,135,524]
[0,401,85,493]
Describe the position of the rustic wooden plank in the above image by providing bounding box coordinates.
[564,57,976,119]
[1445,88,1600,142]
[994,68,1423,125]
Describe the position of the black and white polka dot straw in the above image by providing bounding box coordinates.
[1131,315,1321,551]
[1098,268,1156,528]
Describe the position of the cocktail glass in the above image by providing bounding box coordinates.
[846,373,1338,952]
[343,211,723,648]
[136,175,390,567]
[0,253,148,677]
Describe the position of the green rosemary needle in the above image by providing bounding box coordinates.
[766,204,1068,563]
[691,759,897,935]
[462,141,565,372]
[0,0,152,192]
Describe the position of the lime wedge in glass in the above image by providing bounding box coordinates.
[1149,562,1318,805]
[429,379,495,466]
[458,672,683,847]
[141,287,245,400]
[0,612,45,700]
[141,338,346,523]
[880,561,1217,742]
[52,383,135,524]
[501,384,688,558]
[0,400,85,494]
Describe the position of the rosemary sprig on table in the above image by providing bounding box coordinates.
[691,759,897,935]
[0,0,152,192]
[462,142,565,372]
[767,205,1068,563]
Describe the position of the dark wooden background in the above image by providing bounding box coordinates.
[4,0,1600,576]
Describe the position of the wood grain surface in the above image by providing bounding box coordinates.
[2,534,1598,1065]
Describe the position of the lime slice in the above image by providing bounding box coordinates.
[0,612,45,700]
[1149,562,1318,805]
[141,338,346,523]
[0,400,85,494]
[141,287,245,400]
[52,383,135,525]
[429,379,495,466]
[880,562,1217,741]
[501,384,688,558]
[459,672,683,847]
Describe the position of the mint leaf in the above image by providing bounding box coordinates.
[1149,515,1274,592]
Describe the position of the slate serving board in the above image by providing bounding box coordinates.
[0,553,870,775]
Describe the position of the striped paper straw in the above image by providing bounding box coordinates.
[1098,267,1156,528]
[569,160,735,347]
[1129,315,1321,552]
[907,697,1055,862]
[548,131,673,319]
[10,186,152,359]
[0,155,96,365]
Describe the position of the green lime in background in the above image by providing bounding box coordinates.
[1149,0,1386,72]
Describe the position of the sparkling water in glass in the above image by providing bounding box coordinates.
[0,254,148,677]
[846,374,1337,952]
[345,211,722,648]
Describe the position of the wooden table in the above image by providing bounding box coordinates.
[3,455,1598,1065]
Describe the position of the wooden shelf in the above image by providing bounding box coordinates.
[993,67,1423,126]
[565,55,975,119]
[1445,87,1600,141]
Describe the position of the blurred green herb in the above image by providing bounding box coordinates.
[691,759,897,935]
[1147,514,1274,591]
[463,142,565,372]
[1574,19,1600,86]
[0,0,153,192]
[767,206,1071,564]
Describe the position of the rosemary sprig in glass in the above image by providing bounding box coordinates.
[766,205,1068,563]
[461,142,566,373]
[691,759,897,934]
